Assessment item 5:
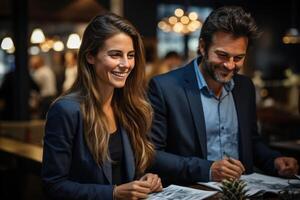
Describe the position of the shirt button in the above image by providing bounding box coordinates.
[221,126,224,130]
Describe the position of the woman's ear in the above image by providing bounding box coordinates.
[86,53,95,65]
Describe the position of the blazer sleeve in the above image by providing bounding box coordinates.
[248,80,281,175]
[148,78,212,183]
[41,100,113,200]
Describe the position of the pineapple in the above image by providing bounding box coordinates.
[220,178,248,200]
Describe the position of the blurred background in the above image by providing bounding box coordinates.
[0,0,299,199]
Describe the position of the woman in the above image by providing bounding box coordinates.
[42,13,162,200]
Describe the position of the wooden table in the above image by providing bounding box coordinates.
[190,184,221,199]
[0,137,43,199]
[270,140,300,153]
[0,137,42,163]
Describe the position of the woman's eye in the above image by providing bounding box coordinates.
[110,54,120,58]
[128,54,135,59]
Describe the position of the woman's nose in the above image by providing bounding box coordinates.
[119,57,130,68]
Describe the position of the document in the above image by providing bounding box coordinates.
[147,184,217,200]
[198,173,300,196]
[240,173,290,196]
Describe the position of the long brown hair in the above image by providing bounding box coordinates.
[65,13,154,174]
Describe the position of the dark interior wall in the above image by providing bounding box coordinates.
[122,0,299,40]
[122,0,300,77]
[249,1,300,75]
[123,0,157,37]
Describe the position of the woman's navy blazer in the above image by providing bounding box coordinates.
[41,95,136,200]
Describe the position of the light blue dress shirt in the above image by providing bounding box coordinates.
[193,58,239,161]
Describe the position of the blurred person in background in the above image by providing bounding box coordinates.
[160,51,183,72]
[147,51,183,80]
[42,13,162,200]
[298,87,300,114]
[29,55,57,118]
[62,51,78,92]
[144,44,157,79]
[51,52,66,95]
[148,6,298,185]
[0,69,39,120]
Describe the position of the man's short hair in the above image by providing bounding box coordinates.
[198,6,259,54]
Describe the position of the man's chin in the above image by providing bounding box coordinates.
[214,75,233,84]
[217,80,230,84]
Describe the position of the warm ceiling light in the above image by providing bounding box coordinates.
[67,33,81,49]
[40,43,51,52]
[282,28,300,44]
[28,46,40,55]
[158,10,202,35]
[283,0,300,44]
[188,12,198,21]
[180,16,190,25]
[1,37,14,51]
[158,21,171,32]
[174,8,184,17]
[53,41,64,52]
[173,22,184,33]
[30,28,45,44]
[169,16,178,25]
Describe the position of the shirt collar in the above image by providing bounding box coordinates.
[193,56,235,95]
[193,57,208,91]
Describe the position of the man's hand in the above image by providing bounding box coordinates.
[114,180,151,200]
[139,173,163,193]
[211,157,245,182]
[274,157,299,178]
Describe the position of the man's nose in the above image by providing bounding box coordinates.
[223,58,235,70]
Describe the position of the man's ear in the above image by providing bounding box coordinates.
[198,39,206,56]
[86,53,95,65]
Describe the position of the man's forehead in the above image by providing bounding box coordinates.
[210,32,248,54]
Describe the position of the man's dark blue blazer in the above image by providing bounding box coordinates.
[42,95,136,200]
[148,58,281,184]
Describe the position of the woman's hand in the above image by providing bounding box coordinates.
[139,173,163,193]
[113,180,151,200]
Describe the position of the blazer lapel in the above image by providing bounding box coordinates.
[232,76,247,163]
[121,127,135,181]
[183,62,208,158]
[100,128,135,184]
[101,158,112,184]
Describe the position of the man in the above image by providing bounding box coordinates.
[148,6,298,185]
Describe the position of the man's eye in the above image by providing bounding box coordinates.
[218,54,227,58]
[234,56,244,62]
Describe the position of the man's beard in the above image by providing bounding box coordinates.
[202,55,239,84]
